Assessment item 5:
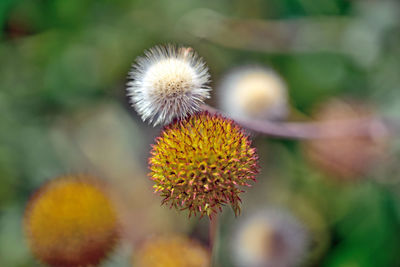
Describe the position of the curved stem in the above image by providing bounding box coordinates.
[201,104,395,140]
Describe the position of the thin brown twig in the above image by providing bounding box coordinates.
[201,104,396,140]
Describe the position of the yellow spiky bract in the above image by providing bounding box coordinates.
[149,111,259,218]
[24,175,119,267]
[134,235,209,267]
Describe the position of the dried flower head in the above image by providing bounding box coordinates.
[134,234,209,267]
[127,44,211,126]
[24,175,119,267]
[304,99,387,179]
[233,209,309,267]
[218,66,288,121]
[149,111,259,218]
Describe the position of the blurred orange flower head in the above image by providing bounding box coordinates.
[134,234,209,267]
[24,175,119,267]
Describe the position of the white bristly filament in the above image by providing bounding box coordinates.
[127,45,211,126]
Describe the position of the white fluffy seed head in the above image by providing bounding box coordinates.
[127,45,211,126]
[233,209,309,267]
[218,66,288,121]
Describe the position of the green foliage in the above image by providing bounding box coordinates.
[0,0,399,266]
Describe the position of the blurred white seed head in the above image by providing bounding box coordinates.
[218,66,288,121]
[127,45,211,126]
[233,209,309,267]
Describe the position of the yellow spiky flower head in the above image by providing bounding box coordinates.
[24,175,119,267]
[134,234,209,267]
[149,111,259,218]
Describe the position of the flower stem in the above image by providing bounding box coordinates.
[201,104,394,140]
[209,214,219,266]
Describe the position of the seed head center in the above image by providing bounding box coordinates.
[235,73,282,116]
[146,58,194,98]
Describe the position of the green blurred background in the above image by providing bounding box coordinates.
[1,0,400,266]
